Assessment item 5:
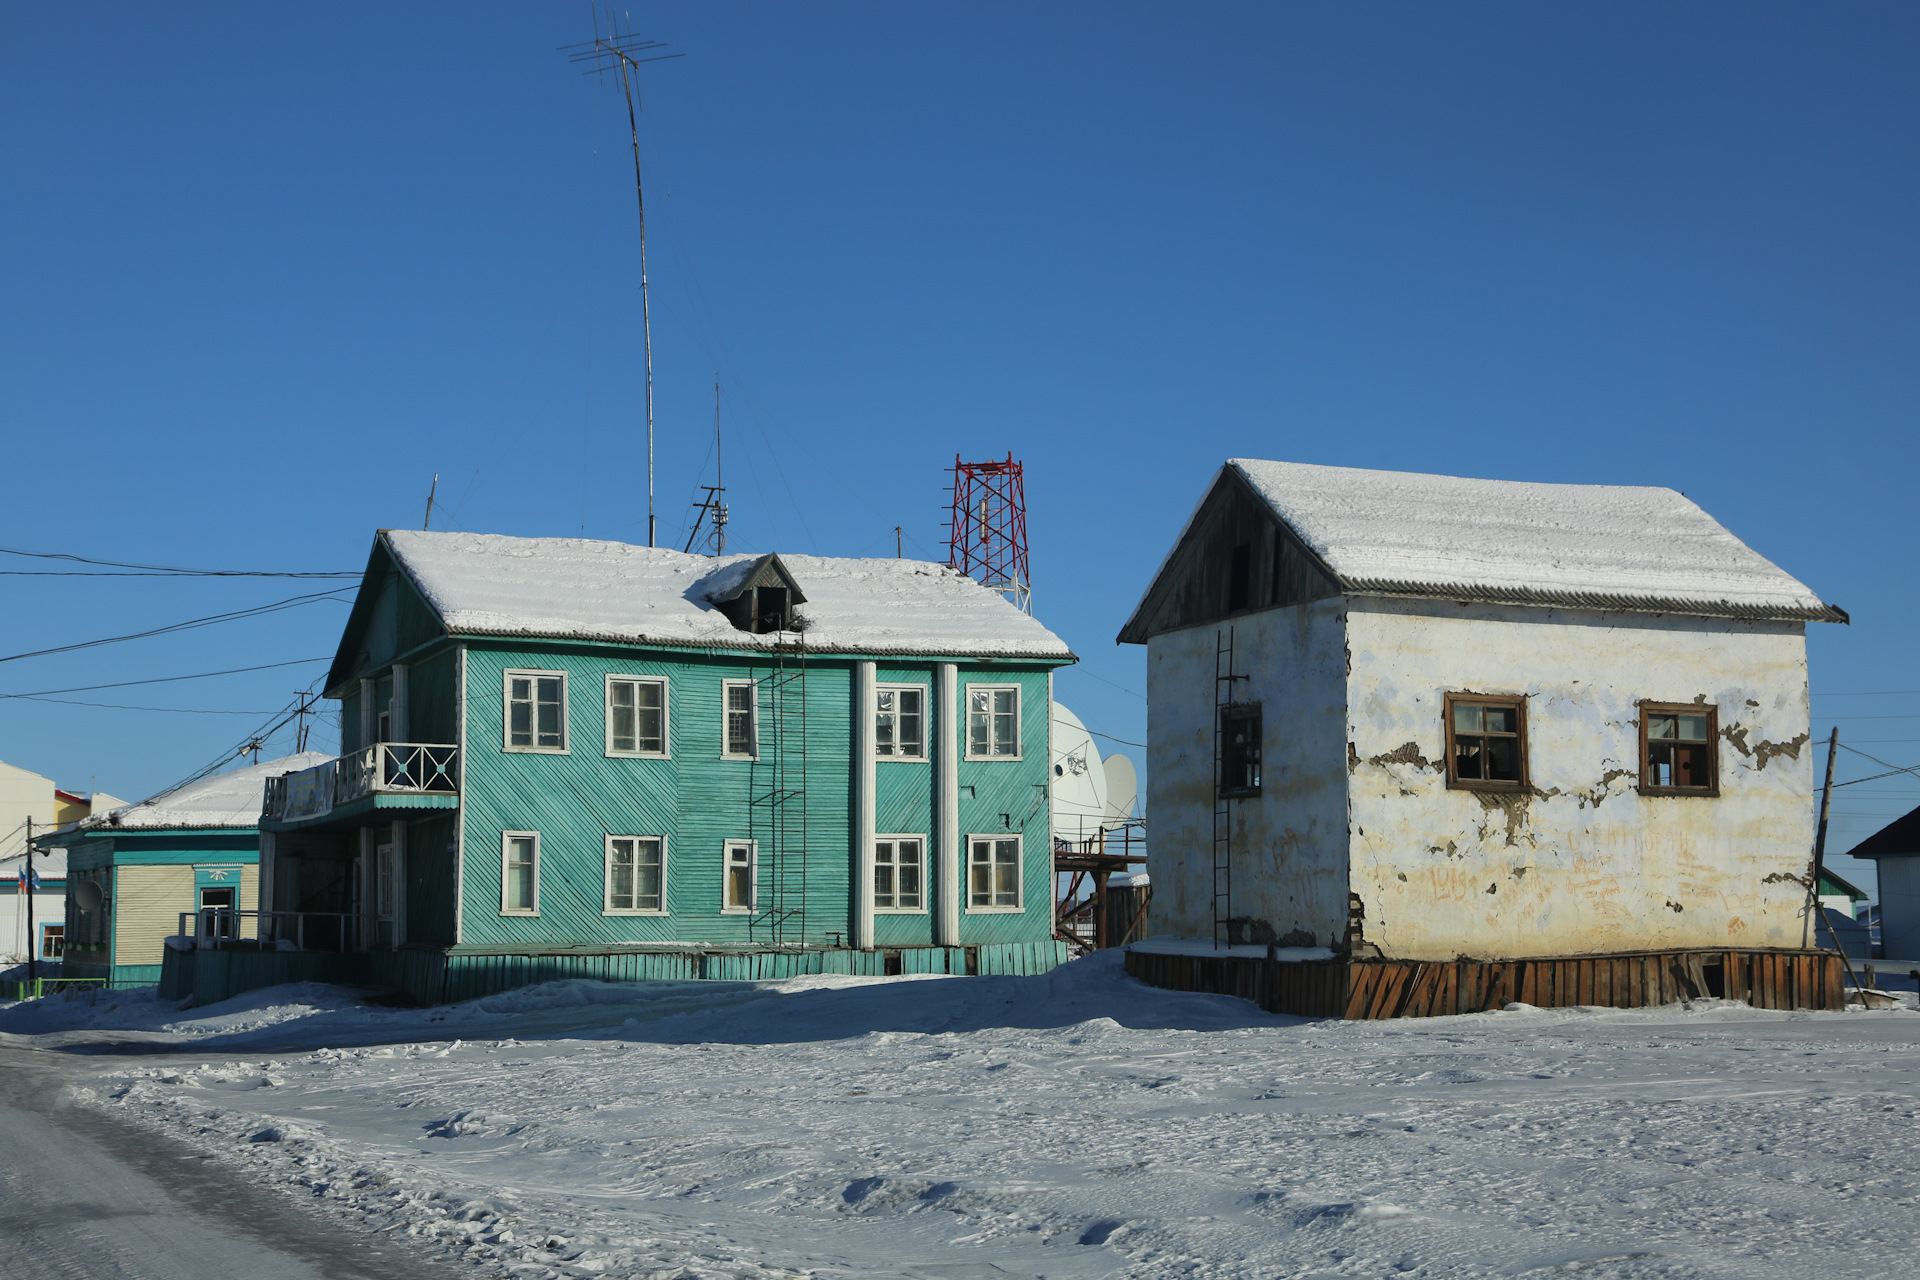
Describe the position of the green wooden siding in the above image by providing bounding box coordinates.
[450,644,1058,952]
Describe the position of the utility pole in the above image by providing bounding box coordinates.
[895,526,903,559]
[561,18,682,549]
[423,473,439,530]
[23,817,34,984]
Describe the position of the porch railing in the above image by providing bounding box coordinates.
[176,909,363,953]
[263,743,458,820]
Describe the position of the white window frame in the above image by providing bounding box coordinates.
[721,678,759,760]
[504,668,569,754]
[604,834,668,915]
[500,831,541,915]
[965,833,1023,912]
[605,674,670,759]
[874,683,930,762]
[873,834,928,913]
[964,683,1022,760]
[722,839,757,913]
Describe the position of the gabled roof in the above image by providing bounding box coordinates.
[1846,805,1920,860]
[1124,460,1845,631]
[53,753,332,835]
[366,531,1073,662]
[703,552,808,606]
[1819,867,1868,900]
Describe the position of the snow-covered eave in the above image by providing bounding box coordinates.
[441,623,1078,664]
[40,818,261,841]
[1344,581,1849,625]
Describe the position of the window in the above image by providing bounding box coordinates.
[876,685,926,759]
[606,836,666,913]
[968,835,1022,910]
[1640,703,1719,796]
[874,837,925,911]
[722,680,758,758]
[40,924,64,960]
[506,670,567,752]
[607,676,668,757]
[1227,542,1252,612]
[1220,703,1262,797]
[723,840,756,912]
[967,685,1020,759]
[502,832,539,914]
[1445,694,1527,790]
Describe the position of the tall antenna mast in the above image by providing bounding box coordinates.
[947,454,1032,613]
[683,376,728,556]
[561,14,683,548]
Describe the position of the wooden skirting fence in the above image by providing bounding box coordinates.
[1123,945,1847,1019]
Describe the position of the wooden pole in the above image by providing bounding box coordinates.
[1807,727,1866,999]
[23,817,33,985]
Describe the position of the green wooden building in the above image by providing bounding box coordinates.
[167,530,1078,1005]
[40,753,329,986]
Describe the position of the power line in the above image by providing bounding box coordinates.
[0,546,356,578]
[9,696,277,715]
[0,591,351,666]
[0,657,329,700]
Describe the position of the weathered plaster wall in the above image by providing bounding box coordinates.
[1145,599,1350,943]
[1344,597,1814,960]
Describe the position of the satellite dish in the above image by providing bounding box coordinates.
[1049,701,1108,845]
[72,878,103,911]
[1102,754,1138,827]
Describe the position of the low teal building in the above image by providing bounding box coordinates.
[169,530,1078,1005]
[41,754,329,986]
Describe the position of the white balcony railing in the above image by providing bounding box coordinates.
[263,743,459,821]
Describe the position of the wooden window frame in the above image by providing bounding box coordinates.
[604,834,668,915]
[1637,702,1721,798]
[875,683,929,762]
[721,839,757,913]
[605,674,670,759]
[965,683,1022,761]
[720,679,759,761]
[500,830,541,916]
[873,835,928,913]
[503,669,569,754]
[965,834,1023,913]
[1218,702,1262,798]
[1443,692,1530,793]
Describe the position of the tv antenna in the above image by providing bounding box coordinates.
[561,13,684,548]
[685,375,728,556]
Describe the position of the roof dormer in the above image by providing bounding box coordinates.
[707,552,807,634]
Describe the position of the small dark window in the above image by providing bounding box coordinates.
[1227,543,1252,612]
[1446,694,1527,790]
[754,586,790,633]
[1640,703,1718,796]
[1219,703,1262,797]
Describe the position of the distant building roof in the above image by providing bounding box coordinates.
[1183,460,1844,623]
[64,753,333,834]
[1820,867,1868,901]
[377,530,1075,661]
[1846,805,1920,860]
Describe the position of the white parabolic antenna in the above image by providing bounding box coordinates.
[1103,753,1137,827]
[1050,701,1108,845]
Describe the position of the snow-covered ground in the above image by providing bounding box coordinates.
[6,953,1920,1279]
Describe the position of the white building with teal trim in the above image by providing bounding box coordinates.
[167,531,1078,1005]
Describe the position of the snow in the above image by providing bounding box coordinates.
[15,953,1920,1278]
[1223,459,1842,620]
[64,753,333,833]
[382,530,1074,660]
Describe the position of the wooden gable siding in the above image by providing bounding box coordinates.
[330,542,449,704]
[455,645,1058,951]
[1119,469,1341,644]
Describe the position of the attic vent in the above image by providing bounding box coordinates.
[708,552,808,636]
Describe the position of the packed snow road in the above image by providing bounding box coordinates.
[0,1043,440,1280]
[5,953,1920,1279]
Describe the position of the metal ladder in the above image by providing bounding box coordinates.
[1212,626,1246,949]
[752,633,809,944]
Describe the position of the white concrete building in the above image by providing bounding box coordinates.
[1120,460,1846,962]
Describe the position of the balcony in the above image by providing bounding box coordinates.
[264,743,459,823]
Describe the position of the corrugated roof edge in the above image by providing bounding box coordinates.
[439,621,1077,662]
[1344,579,1849,624]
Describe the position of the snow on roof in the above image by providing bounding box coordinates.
[381,531,1074,660]
[84,753,334,832]
[1226,460,1844,622]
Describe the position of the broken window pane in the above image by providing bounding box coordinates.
[1448,697,1525,788]
[1644,707,1716,793]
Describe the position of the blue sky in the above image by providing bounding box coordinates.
[3,4,1914,890]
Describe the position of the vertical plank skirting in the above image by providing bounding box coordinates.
[1123,947,1848,1019]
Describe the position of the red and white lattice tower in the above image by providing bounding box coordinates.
[947,453,1032,614]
